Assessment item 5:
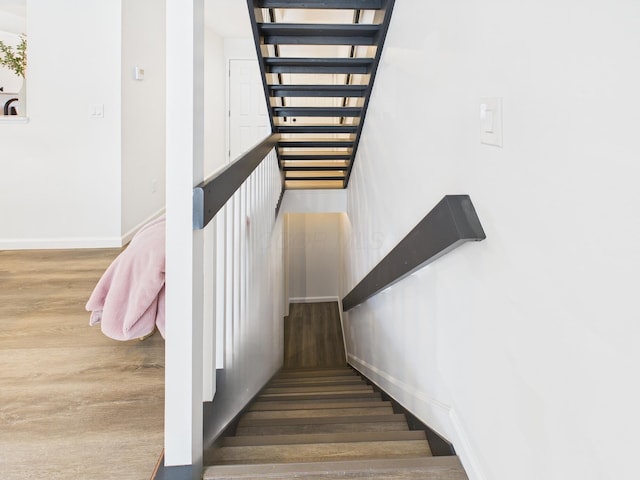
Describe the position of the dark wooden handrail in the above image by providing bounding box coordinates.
[193,134,279,229]
[342,195,486,312]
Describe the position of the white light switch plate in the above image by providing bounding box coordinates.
[89,104,104,118]
[480,97,502,147]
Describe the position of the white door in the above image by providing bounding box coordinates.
[228,59,270,161]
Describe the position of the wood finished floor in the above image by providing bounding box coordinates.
[283,302,346,369]
[0,249,164,480]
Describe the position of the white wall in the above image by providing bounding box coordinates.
[343,1,640,480]
[286,213,342,302]
[204,27,226,176]
[0,0,122,248]
[281,189,347,214]
[121,0,166,240]
[0,0,168,249]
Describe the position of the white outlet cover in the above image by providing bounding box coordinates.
[480,97,502,147]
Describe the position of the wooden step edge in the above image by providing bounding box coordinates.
[271,372,362,380]
[269,377,364,384]
[271,375,364,383]
[261,386,373,394]
[203,455,468,480]
[208,440,431,466]
[257,392,381,402]
[221,429,426,447]
[241,405,394,421]
[267,378,365,388]
[237,413,406,428]
[278,363,358,375]
[248,400,391,412]
[275,368,360,378]
[264,383,371,391]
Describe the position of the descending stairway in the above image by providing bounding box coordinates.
[247,0,396,190]
[203,366,469,479]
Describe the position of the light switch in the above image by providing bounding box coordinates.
[480,97,502,147]
[89,104,104,118]
[481,106,494,133]
[135,66,145,81]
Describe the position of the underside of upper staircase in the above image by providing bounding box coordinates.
[247,0,395,189]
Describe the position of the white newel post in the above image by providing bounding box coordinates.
[165,0,205,474]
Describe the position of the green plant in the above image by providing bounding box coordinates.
[0,35,27,77]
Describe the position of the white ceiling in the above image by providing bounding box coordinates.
[204,0,252,38]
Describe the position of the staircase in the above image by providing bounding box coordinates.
[202,303,468,479]
[247,0,396,190]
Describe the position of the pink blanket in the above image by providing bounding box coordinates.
[86,215,166,340]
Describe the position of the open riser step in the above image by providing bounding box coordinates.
[247,0,396,189]
[203,367,469,479]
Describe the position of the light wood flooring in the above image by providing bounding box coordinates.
[0,249,164,480]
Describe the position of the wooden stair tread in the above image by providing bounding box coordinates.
[278,367,355,376]
[237,414,406,428]
[268,376,365,386]
[234,422,410,436]
[241,405,394,420]
[203,456,468,480]
[254,391,382,404]
[249,399,388,411]
[257,391,381,402]
[206,440,431,465]
[222,430,427,447]
[235,420,410,436]
[261,384,373,394]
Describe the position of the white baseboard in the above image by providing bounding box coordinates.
[121,208,166,245]
[347,353,487,480]
[0,208,166,251]
[0,236,123,250]
[289,296,340,304]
